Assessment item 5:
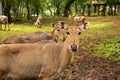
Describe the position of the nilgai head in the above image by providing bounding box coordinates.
[64,22,90,52]
[51,23,66,42]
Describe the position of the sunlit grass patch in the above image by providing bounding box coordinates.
[90,22,112,29]
[79,17,120,64]
[80,21,119,41]
[0,24,53,42]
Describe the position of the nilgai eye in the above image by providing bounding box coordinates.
[67,32,70,35]
[57,29,60,31]
[78,32,81,35]
[61,26,64,29]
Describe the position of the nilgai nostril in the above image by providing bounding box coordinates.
[71,44,77,52]
[63,37,66,41]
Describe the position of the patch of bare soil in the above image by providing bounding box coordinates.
[61,49,120,80]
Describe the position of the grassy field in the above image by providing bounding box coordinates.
[0,16,120,63]
[80,16,120,64]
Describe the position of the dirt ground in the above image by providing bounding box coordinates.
[60,49,120,80]
[59,17,120,80]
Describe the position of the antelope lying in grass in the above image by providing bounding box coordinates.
[2,23,65,44]
[68,15,86,26]
[0,15,10,31]
[0,22,90,80]
[34,16,42,28]
[74,16,86,26]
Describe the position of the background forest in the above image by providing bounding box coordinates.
[2,0,120,22]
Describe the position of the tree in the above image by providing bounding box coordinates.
[2,0,12,22]
[64,0,75,17]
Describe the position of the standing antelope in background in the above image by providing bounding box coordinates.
[0,22,90,80]
[0,15,10,31]
[34,16,42,28]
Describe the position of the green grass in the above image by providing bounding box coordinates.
[79,17,120,64]
[0,16,120,64]
[0,24,53,42]
[81,37,120,63]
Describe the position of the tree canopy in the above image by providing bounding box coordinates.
[1,0,120,21]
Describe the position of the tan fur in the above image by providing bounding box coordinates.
[58,21,65,29]
[0,15,10,31]
[68,15,86,26]
[74,16,86,26]
[0,23,90,80]
[2,26,65,44]
[68,15,75,20]
[34,16,42,28]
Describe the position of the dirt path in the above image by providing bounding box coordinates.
[61,49,120,80]
[59,17,120,80]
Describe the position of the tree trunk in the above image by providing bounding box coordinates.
[98,5,100,15]
[102,4,106,16]
[108,5,113,15]
[34,3,39,17]
[114,5,117,15]
[68,8,72,15]
[56,5,60,16]
[118,4,120,13]
[26,0,30,20]
[35,6,39,17]
[2,0,4,15]
[88,0,92,16]
[64,0,75,17]
[74,2,78,15]
[93,5,97,14]
[3,0,11,22]
[87,4,91,16]
[82,5,86,16]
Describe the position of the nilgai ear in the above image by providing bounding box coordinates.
[64,24,69,30]
[61,22,65,29]
[58,21,65,29]
[80,22,90,31]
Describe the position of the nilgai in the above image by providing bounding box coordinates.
[2,23,65,44]
[34,16,42,28]
[0,22,90,80]
[68,15,86,26]
[0,15,10,31]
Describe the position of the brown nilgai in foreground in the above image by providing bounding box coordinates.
[0,22,90,80]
